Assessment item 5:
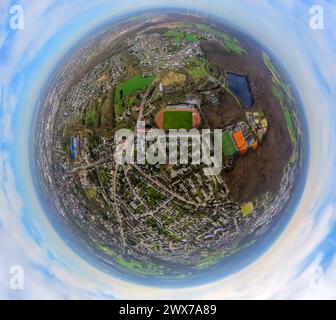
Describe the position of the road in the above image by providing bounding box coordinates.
[133,164,206,208]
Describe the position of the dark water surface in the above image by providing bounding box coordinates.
[227,72,253,107]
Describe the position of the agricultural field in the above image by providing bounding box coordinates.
[164,31,201,45]
[222,34,247,55]
[196,24,246,55]
[266,51,298,163]
[272,85,296,150]
[163,111,193,129]
[263,51,282,86]
[196,24,215,33]
[96,243,165,276]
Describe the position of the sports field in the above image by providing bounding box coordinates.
[222,132,238,157]
[163,111,193,129]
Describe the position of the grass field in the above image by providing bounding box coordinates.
[187,58,210,78]
[196,24,215,33]
[272,85,296,148]
[196,24,246,55]
[84,188,97,202]
[265,53,298,163]
[114,74,155,116]
[162,71,186,87]
[164,31,201,45]
[272,85,298,164]
[85,105,98,127]
[222,132,238,157]
[163,111,193,129]
[222,34,246,55]
[282,106,296,146]
[99,89,114,127]
[263,51,281,85]
[96,243,165,276]
[241,202,254,217]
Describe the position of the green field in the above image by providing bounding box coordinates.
[85,105,98,127]
[96,243,165,276]
[282,106,296,146]
[164,31,201,45]
[84,188,97,201]
[241,202,254,217]
[263,51,281,85]
[222,34,246,55]
[99,89,114,127]
[187,58,210,78]
[196,24,215,33]
[272,84,298,163]
[265,52,298,162]
[114,75,155,116]
[272,85,296,147]
[222,132,237,157]
[163,111,193,129]
[196,24,246,55]
[140,185,166,208]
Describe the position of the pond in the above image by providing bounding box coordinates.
[227,72,253,107]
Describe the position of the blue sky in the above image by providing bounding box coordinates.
[1,0,336,299]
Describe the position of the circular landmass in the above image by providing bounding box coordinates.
[35,10,305,285]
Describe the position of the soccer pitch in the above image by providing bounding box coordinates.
[163,111,193,129]
[222,132,238,157]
